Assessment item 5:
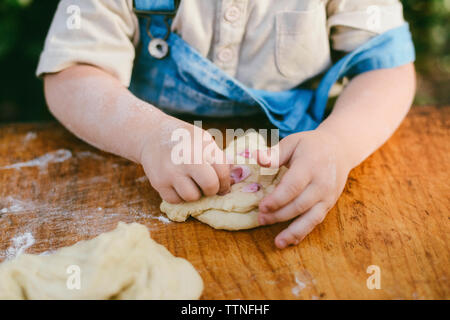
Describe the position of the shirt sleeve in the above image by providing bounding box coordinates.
[36,0,139,87]
[327,0,405,52]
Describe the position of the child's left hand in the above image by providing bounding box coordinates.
[256,129,351,249]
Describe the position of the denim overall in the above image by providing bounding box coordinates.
[129,0,416,137]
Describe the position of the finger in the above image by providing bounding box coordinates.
[255,134,300,168]
[275,202,328,249]
[258,183,320,225]
[158,186,183,204]
[189,165,220,196]
[173,177,202,202]
[206,145,231,194]
[212,163,231,195]
[259,162,311,213]
[254,149,272,167]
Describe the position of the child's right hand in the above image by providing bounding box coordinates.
[139,115,231,204]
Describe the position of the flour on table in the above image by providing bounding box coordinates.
[5,232,35,260]
[151,215,171,224]
[0,196,32,214]
[0,222,203,300]
[135,176,148,183]
[291,270,317,297]
[75,151,105,160]
[291,276,307,296]
[24,132,37,143]
[160,132,286,230]
[0,149,72,171]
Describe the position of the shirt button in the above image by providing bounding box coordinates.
[217,47,233,63]
[224,6,240,23]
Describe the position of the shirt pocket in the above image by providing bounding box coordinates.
[275,5,331,83]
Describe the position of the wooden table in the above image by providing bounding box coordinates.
[0,106,448,300]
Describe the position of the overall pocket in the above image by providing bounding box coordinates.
[275,4,331,83]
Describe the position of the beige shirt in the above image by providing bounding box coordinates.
[36,0,405,91]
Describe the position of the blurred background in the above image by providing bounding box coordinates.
[0,0,449,123]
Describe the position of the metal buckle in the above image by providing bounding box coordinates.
[133,1,180,59]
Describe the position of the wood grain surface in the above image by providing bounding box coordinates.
[0,106,448,299]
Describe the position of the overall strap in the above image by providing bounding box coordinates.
[134,0,179,14]
[311,23,415,122]
[133,0,180,59]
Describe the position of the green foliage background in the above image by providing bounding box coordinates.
[0,0,449,122]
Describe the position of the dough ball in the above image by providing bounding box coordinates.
[0,222,203,300]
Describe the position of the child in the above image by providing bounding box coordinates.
[37,0,416,249]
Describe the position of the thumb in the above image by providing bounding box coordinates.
[255,135,298,168]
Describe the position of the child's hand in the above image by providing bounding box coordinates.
[140,115,231,203]
[256,130,351,249]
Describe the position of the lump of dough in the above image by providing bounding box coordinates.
[195,209,260,231]
[0,222,203,300]
[160,131,287,230]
